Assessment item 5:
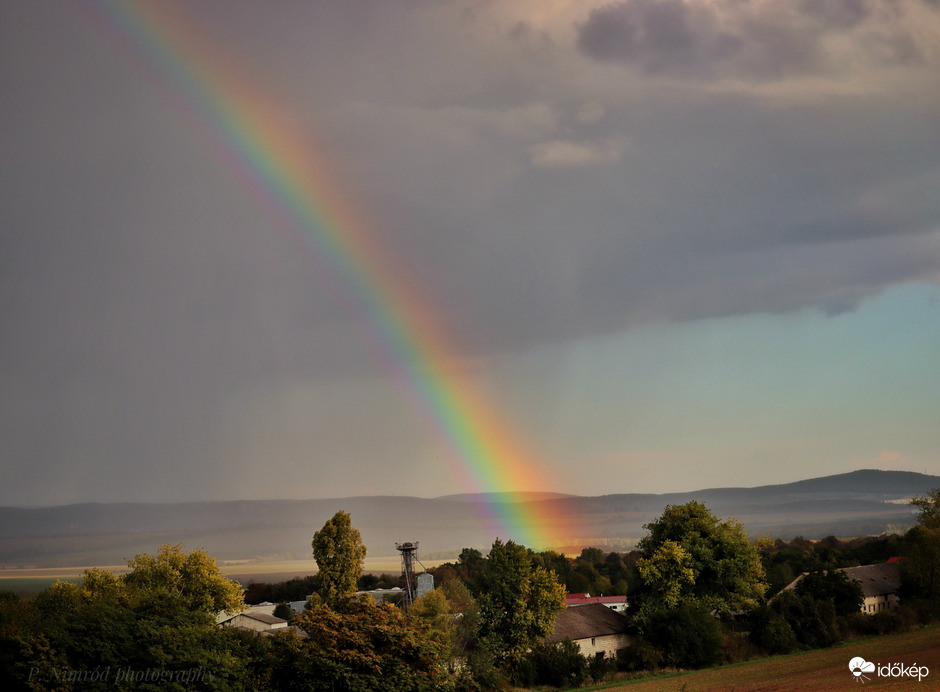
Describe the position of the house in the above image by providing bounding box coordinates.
[220,611,289,633]
[565,592,629,614]
[776,561,902,614]
[842,562,901,614]
[546,603,632,659]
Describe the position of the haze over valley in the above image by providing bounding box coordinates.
[2,470,935,572]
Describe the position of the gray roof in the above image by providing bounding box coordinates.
[842,562,901,598]
[546,603,631,643]
[240,612,287,625]
[775,561,902,601]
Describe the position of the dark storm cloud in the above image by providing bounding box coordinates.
[576,0,926,78]
[2,0,939,504]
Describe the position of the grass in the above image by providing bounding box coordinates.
[565,626,940,691]
[0,576,82,594]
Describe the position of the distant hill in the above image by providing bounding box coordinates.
[0,469,935,569]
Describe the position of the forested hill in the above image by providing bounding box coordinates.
[1,469,936,568]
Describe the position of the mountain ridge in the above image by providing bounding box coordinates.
[0,469,935,568]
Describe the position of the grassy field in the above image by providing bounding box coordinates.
[0,555,448,592]
[575,626,940,691]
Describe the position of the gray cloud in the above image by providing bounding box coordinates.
[577,0,934,79]
[2,0,939,504]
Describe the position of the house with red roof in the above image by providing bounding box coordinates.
[564,592,629,614]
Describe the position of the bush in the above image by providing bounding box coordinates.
[847,607,917,637]
[771,589,841,649]
[749,605,797,655]
[517,639,586,688]
[643,604,725,669]
[617,639,663,672]
[587,651,615,683]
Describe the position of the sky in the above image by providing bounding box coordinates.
[1,0,939,507]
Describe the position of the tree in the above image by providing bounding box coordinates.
[311,511,367,606]
[3,548,258,689]
[273,602,294,621]
[900,525,940,604]
[748,605,797,655]
[795,570,864,617]
[901,488,940,606]
[635,502,767,621]
[123,543,244,615]
[910,488,940,530]
[474,539,566,673]
[770,589,840,649]
[517,639,586,688]
[643,603,725,669]
[276,595,453,691]
[636,540,695,610]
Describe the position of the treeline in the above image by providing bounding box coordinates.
[243,572,402,605]
[2,492,939,690]
[429,531,905,603]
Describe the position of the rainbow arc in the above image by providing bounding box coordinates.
[91,0,575,550]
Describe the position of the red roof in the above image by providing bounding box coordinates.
[565,595,627,606]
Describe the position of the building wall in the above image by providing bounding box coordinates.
[573,633,631,659]
[224,614,270,632]
[223,614,288,632]
[862,593,900,613]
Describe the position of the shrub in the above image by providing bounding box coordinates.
[643,604,725,669]
[517,639,586,688]
[617,639,663,672]
[749,605,797,655]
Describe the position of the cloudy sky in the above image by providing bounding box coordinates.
[2,0,939,506]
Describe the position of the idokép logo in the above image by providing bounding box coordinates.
[848,656,929,683]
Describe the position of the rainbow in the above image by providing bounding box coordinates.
[87,0,576,551]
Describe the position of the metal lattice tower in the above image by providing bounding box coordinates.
[396,541,419,608]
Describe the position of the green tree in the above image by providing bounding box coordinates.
[517,639,586,688]
[311,511,367,606]
[770,589,840,649]
[643,603,725,669]
[900,525,940,604]
[795,570,864,617]
[123,543,245,615]
[273,602,294,622]
[901,488,940,606]
[636,540,695,610]
[408,587,460,665]
[3,548,257,690]
[474,539,566,673]
[635,502,767,620]
[910,488,940,530]
[277,595,453,691]
[748,604,797,655]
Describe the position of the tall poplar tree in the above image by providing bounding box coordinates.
[312,510,367,606]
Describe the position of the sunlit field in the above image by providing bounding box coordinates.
[0,555,448,593]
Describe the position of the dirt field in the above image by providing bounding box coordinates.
[587,627,940,691]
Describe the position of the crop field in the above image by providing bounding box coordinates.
[0,555,448,592]
[579,627,939,691]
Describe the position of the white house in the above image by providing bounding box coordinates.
[776,560,902,614]
[545,603,632,659]
[219,611,288,633]
[842,562,901,614]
